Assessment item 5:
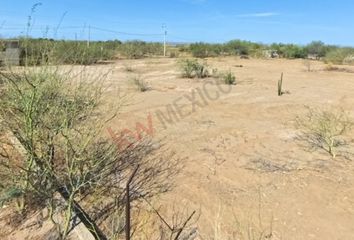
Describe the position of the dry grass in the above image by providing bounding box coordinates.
[296,107,353,158]
[131,75,150,92]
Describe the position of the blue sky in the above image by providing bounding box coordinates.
[0,0,353,46]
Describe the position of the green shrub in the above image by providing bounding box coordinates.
[52,41,118,65]
[0,187,23,208]
[124,64,135,72]
[0,40,6,51]
[179,59,210,78]
[168,51,179,58]
[270,44,307,59]
[19,38,53,65]
[296,107,353,158]
[19,38,121,65]
[224,40,253,56]
[131,75,150,92]
[179,59,196,78]
[118,41,163,59]
[189,42,222,58]
[0,35,178,239]
[194,62,210,78]
[189,40,264,58]
[324,48,354,65]
[222,71,236,85]
[305,41,328,59]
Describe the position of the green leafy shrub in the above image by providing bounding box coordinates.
[224,40,255,56]
[118,41,163,59]
[194,62,210,78]
[52,41,118,65]
[271,43,307,59]
[0,187,23,209]
[179,59,196,78]
[19,38,53,65]
[189,40,264,58]
[222,71,236,85]
[189,42,222,58]
[0,40,6,51]
[19,38,121,65]
[324,48,354,65]
[179,59,210,78]
[305,41,328,59]
[0,66,177,238]
[296,107,353,158]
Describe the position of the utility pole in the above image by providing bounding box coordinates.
[162,24,167,57]
[87,25,91,47]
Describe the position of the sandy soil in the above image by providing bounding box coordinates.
[2,57,354,239]
[104,57,354,240]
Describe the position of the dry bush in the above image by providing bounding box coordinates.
[213,70,236,85]
[303,59,312,72]
[0,65,180,239]
[324,64,354,73]
[169,51,179,58]
[324,48,354,65]
[296,107,353,158]
[124,64,135,72]
[131,75,150,92]
[0,6,181,238]
[130,201,199,240]
[324,64,339,71]
[202,201,276,240]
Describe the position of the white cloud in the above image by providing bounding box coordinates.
[181,0,207,5]
[237,12,280,18]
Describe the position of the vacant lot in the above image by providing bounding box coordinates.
[2,57,354,240]
[101,57,354,239]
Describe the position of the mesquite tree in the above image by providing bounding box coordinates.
[0,66,179,239]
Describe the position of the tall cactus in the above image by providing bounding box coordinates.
[278,72,283,96]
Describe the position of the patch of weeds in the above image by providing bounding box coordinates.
[222,71,236,85]
[213,69,236,85]
[131,75,150,92]
[296,107,353,158]
[124,64,135,72]
[179,59,210,78]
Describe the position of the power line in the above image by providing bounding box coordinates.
[1,24,192,43]
[0,25,164,34]
[168,34,196,42]
[90,26,163,37]
[1,26,87,30]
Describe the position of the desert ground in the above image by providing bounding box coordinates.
[2,57,354,240]
[102,57,354,240]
